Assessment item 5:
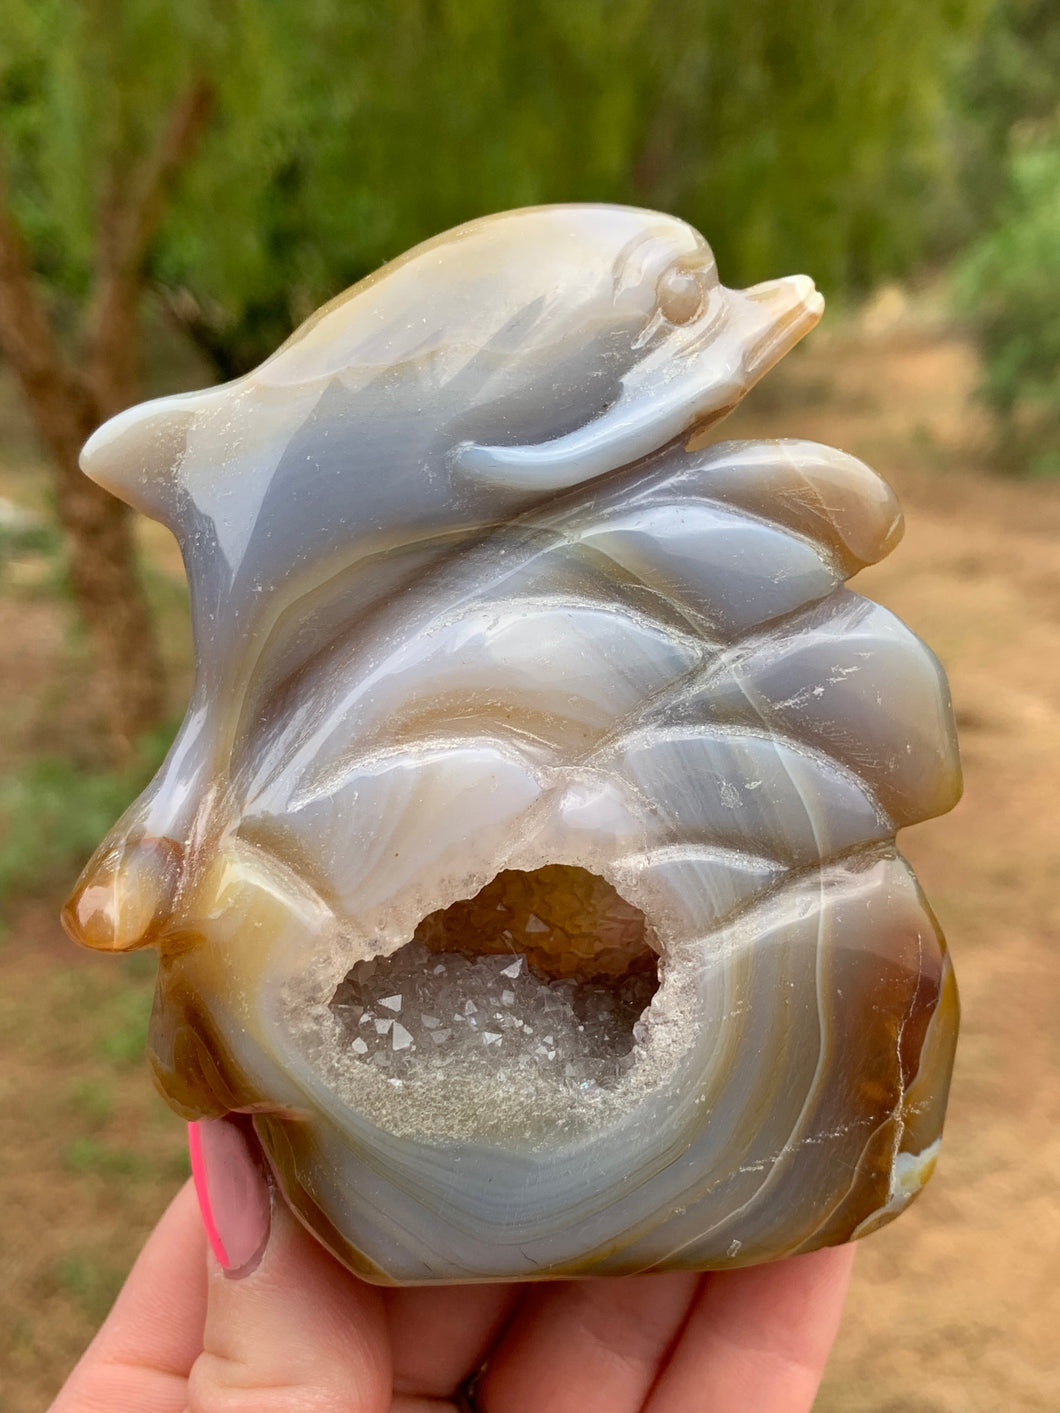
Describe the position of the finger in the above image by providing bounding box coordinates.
[475,1270,700,1413]
[643,1244,856,1413]
[386,1283,523,1398]
[186,1119,391,1413]
[50,1179,207,1413]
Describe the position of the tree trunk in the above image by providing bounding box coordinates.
[52,431,167,762]
[0,177,164,762]
[0,80,212,761]
[0,284,166,758]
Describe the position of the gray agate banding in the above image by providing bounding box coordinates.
[64,205,961,1283]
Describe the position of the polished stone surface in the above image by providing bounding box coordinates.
[63,205,961,1282]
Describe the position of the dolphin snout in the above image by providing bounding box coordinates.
[740,274,825,378]
[744,273,823,315]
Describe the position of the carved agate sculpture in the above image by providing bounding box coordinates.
[63,205,961,1283]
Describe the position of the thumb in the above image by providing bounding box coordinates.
[186,1118,391,1413]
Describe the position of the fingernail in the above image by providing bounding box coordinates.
[188,1117,271,1278]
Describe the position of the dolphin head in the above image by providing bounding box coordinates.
[430,206,825,491]
[80,205,822,525]
[251,202,823,494]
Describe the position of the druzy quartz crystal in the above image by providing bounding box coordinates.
[63,205,961,1283]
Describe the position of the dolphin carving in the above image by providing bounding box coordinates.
[63,206,960,1286]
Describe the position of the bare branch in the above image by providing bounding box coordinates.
[99,75,215,288]
[91,75,215,415]
[0,139,166,754]
[0,144,98,463]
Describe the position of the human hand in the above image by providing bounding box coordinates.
[51,1118,854,1413]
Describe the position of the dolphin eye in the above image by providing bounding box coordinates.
[656,264,706,325]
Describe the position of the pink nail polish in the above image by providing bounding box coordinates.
[188,1117,271,1277]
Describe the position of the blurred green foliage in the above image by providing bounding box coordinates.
[956,147,1060,474]
[953,0,1060,474]
[1,0,988,377]
[3,0,1057,476]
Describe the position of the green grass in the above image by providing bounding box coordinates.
[95,984,153,1066]
[63,1137,153,1181]
[0,516,61,561]
[0,721,178,922]
[52,1252,127,1324]
[67,1078,115,1129]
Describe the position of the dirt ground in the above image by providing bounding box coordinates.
[1,304,1058,1410]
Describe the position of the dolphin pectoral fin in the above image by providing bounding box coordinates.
[452,373,741,491]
